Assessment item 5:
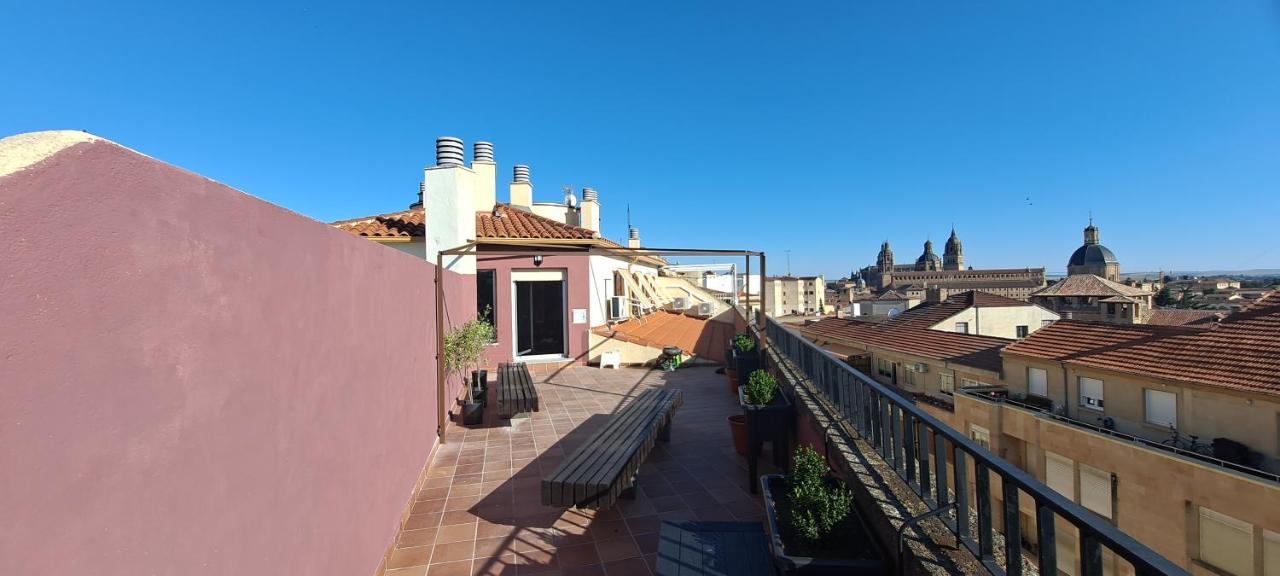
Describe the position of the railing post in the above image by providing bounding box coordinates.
[1037,502,1057,575]
[955,450,970,544]
[893,405,905,474]
[1004,479,1023,576]
[904,413,917,487]
[917,420,931,500]
[1081,534,1103,576]
[934,432,949,509]
[976,463,994,564]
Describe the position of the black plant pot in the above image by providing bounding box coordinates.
[760,475,885,575]
[460,398,483,426]
[739,385,792,453]
[734,348,761,380]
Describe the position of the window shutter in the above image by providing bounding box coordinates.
[1029,368,1048,398]
[1079,464,1112,519]
[1199,507,1254,576]
[1143,389,1177,428]
[1045,451,1074,500]
[1264,529,1279,576]
[1080,377,1104,408]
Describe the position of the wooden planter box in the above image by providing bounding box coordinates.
[760,474,885,575]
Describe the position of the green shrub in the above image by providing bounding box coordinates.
[786,446,853,549]
[444,317,496,396]
[732,333,755,354]
[744,369,777,405]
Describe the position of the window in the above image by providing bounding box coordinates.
[1079,464,1113,520]
[1016,325,1029,338]
[1144,389,1177,428]
[940,373,955,395]
[1106,303,1116,315]
[477,269,497,341]
[1045,451,1074,499]
[1079,376,1105,410]
[1199,507,1254,576]
[877,358,892,378]
[969,425,990,449]
[954,321,969,334]
[1028,367,1048,398]
[905,368,916,387]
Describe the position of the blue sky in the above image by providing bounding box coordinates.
[4,1,1279,278]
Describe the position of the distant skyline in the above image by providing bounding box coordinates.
[4,1,1278,279]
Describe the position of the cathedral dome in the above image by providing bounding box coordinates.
[1067,243,1117,267]
[915,240,942,269]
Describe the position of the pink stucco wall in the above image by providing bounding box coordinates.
[0,138,456,575]
[476,252,591,367]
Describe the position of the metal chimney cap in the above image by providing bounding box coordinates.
[582,187,598,202]
[513,164,531,183]
[435,136,464,167]
[473,141,494,162]
[629,227,640,240]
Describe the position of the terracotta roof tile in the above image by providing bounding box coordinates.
[476,204,597,240]
[331,209,424,238]
[1032,274,1150,298]
[332,204,598,241]
[801,316,1010,373]
[594,311,736,362]
[1145,309,1223,327]
[1004,291,1280,397]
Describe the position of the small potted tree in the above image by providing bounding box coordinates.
[761,446,884,575]
[739,369,792,467]
[445,318,495,426]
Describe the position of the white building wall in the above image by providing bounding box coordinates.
[588,255,658,328]
[936,305,1060,339]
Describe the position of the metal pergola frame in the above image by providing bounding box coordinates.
[433,239,767,442]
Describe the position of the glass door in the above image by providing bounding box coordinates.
[514,279,565,357]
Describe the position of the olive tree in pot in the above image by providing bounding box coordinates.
[444,318,495,426]
[738,369,792,467]
[727,333,759,393]
[761,446,884,575]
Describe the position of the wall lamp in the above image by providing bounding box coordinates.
[533,255,544,267]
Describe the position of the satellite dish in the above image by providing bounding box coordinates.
[887,308,900,317]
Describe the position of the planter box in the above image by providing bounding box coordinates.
[733,347,761,380]
[760,474,885,575]
[739,385,791,440]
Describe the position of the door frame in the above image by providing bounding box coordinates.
[510,269,568,360]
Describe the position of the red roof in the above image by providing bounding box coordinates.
[802,316,1010,373]
[332,204,597,241]
[1145,309,1223,327]
[1004,291,1280,397]
[594,311,736,362]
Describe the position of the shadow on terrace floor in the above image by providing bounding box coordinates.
[381,365,783,576]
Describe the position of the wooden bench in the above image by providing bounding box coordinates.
[497,362,540,418]
[541,388,683,510]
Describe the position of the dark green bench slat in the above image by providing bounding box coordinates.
[497,362,539,418]
[542,388,683,509]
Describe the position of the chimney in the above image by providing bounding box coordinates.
[510,164,532,210]
[435,136,464,166]
[628,227,640,249]
[424,136,477,274]
[580,187,600,234]
[471,141,496,211]
[925,285,947,303]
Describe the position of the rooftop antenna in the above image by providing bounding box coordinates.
[786,250,792,276]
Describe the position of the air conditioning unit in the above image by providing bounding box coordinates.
[696,302,714,316]
[671,297,691,310]
[608,296,629,321]
[913,363,929,373]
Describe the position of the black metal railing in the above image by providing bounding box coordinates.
[964,391,1280,484]
[763,318,1187,576]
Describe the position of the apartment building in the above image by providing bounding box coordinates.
[950,294,1280,576]
[743,274,825,317]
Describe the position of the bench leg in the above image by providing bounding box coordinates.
[620,484,637,500]
[657,419,671,442]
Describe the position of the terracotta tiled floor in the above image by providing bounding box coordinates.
[385,365,778,576]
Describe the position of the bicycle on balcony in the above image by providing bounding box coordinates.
[1160,425,1213,456]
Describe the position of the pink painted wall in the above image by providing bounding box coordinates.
[0,138,454,575]
[476,252,591,367]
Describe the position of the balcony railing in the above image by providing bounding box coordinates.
[762,317,1187,576]
[962,390,1280,484]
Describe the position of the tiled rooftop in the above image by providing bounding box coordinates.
[592,312,737,363]
[802,315,1010,372]
[381,365,775,576]
[331,205,598,241]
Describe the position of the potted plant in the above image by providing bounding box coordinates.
[444,317,495,426]
[739,369,792,456]
[727,333,758,393]
[761,447,884,575]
